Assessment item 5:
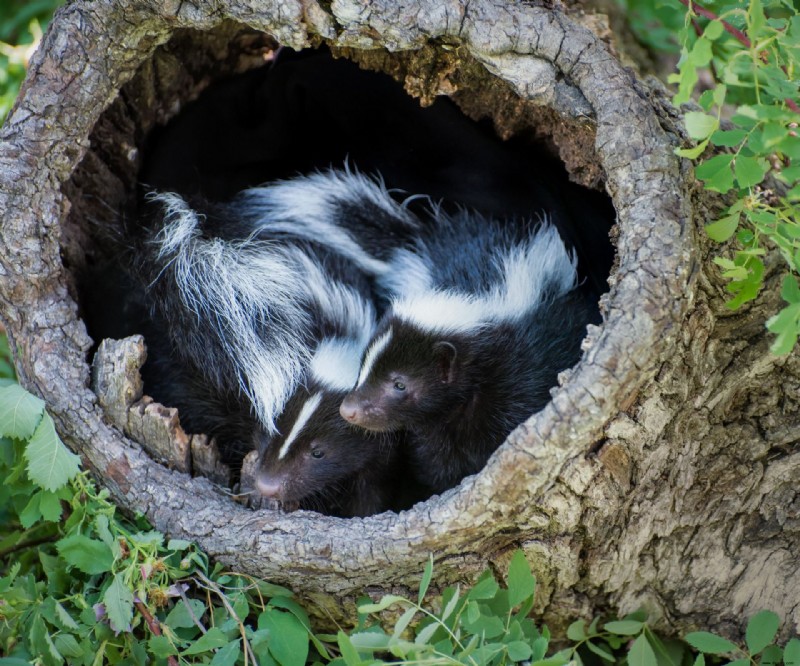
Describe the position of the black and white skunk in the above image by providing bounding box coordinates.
[132,169,421,438]
[254,335,414,517]
[340,213,599,494]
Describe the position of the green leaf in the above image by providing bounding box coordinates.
[0,384,44,440]
[567,620,586,641]
[690,37,713,67]
[167,538,193,551]
[103,574,134,633]
[261,609,309,666]
[419,554,433,604]
[766,303,800,355]
[441,586,460,621]
[761,645,783,666]
[18,492,43,529]
[748,0,766,37]
[696,154,735,193]
[735,156,768,189]
[337,631,362,666]
[467,570,499,600]
[24,412,80,491]
[462,612,505,639]
[746,610,780,654]
[415,619,441,645]
[586,640,615,662]
[183,627,229,655]
[629,635,658,666]
[507,550,536,607]
[211,640,241,666]
[684,112,719,140]
[604,620,644,635]
[532,636,549,661]
[508,641,533,661]
[30,614,63,666]
[349,632,391,651]
[711,129,747,147]
[55,601,80,631]
[38,490,63,522]
[358,595,406,614]
[784,638,800,666]
[676,138,709,159]
[165,598,205,630]
[705,215,740,242]
[53,633,84,659]
[95,514,115,549]
[673,49,699,106]
[148,635,178,658]
[57,534,114,575]
[781,276,800,304]
[705,20,724,40]
[684,632,739,654]
[392,606,418,639]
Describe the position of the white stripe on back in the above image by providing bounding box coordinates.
[391,223,577,334]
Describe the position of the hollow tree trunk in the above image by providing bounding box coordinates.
[0,0,797,639]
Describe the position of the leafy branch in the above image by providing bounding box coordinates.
[667,0,800,354]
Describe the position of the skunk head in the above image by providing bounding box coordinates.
[340,318,463,432]
[254,333,385,512]
[255,387,383,509]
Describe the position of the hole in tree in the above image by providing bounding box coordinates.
[71,29,616,519]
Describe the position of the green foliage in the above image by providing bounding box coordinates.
[684,610,795,666]
[1,372,798,663]
[0,0,61,124]
[0,379,322,664]
[622,0,800,354]
[343,555,544,665]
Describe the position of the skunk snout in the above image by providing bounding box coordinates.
[256,474,283,499]
[339,395,364,424]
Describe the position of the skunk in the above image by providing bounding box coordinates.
[139,49,614,295]
[132,168,421,437]
[340,214,599,494]
[254,336,413,517]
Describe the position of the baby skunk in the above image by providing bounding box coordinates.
[132,168,420,438]
[340,212,599,494]
[255,337,410,517]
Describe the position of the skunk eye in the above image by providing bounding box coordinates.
[393,380,406,391]
[311,449,325,459]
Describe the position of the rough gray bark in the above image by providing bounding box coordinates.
[0,0,797,638]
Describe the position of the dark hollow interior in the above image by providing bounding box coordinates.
[68,26,616,517]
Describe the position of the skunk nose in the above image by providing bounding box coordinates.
[256,475,282,498]
[339,396,363,424]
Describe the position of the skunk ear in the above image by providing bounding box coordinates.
[432,341,458,384]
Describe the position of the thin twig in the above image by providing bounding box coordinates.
[177,584,208,635]
[134,600,180,666]
[678,0,751,46]
[0,534,59,558]
[194,571,259,666]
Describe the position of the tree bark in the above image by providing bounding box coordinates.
[0,0,797,638]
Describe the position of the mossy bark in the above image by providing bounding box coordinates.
[0,0,797,638]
